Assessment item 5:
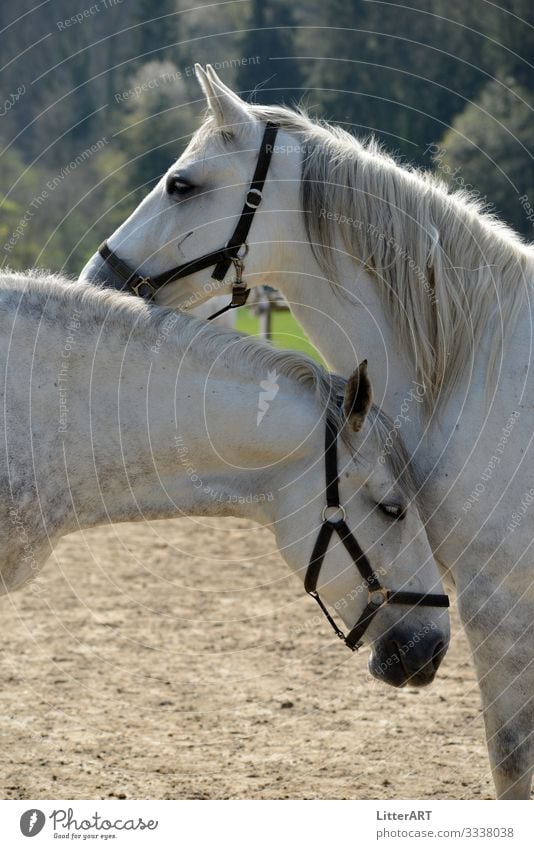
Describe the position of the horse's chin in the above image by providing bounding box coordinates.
[368,651,409,688]
[368,634,448,688]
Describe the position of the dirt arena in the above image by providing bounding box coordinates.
[0,516,493,800]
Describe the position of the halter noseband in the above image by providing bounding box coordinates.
[97,122,280,320]
[307,417,449,651]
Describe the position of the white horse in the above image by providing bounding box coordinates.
[0,271,449,695]
[79,66,534,798]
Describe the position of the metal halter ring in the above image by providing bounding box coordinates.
[131,277,157,297]
[368,588,390,607]
[236,242,249,260]
[321,504,347,524]
[245,188,263,208]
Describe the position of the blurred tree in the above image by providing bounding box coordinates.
[299,0,489,161]
[436,79,534,237]
[0,135,124,274]
[132,0,178,62]
[477,0,534,89]
[235,0,303,104]
[0,146,44,270]
[114,61,198,200]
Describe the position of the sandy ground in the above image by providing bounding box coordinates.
[0,516,494,800]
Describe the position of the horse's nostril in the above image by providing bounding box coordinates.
[385,639,402,666]
[432,640,447,671]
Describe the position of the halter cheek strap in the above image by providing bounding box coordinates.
[305,418,450,651]
[97,122,280,319]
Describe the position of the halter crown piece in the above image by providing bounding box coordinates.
[98,123,280,320]
[305,417,449,651]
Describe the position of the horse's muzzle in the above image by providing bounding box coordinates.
[79,251,127,292]
[368,630,448,688]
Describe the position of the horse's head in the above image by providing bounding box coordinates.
[79,65,302,307]
[276,361,449,687]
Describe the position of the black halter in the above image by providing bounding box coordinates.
[97,122,280,319]
[307,417,449,651]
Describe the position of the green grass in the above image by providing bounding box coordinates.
[235,307,326,366]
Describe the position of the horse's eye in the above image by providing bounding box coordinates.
[378,502,406,521]
[166,174,195,197]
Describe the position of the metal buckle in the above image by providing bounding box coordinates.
[245,188,263,208]
[130,277,156,297]
[368,587,390,608]
[321,504,347,524]
[232,256,244,286]
[230,283,250,308]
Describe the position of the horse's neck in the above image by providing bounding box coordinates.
[56,340,311,531]
[273,253,419,429]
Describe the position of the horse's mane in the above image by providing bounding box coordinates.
[0,270,419,504]
[216,103,534,409]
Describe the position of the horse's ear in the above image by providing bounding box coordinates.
[205,65,245,101]
[195,64,213,98]
[195,63,250,132]
[344,360,372,432]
